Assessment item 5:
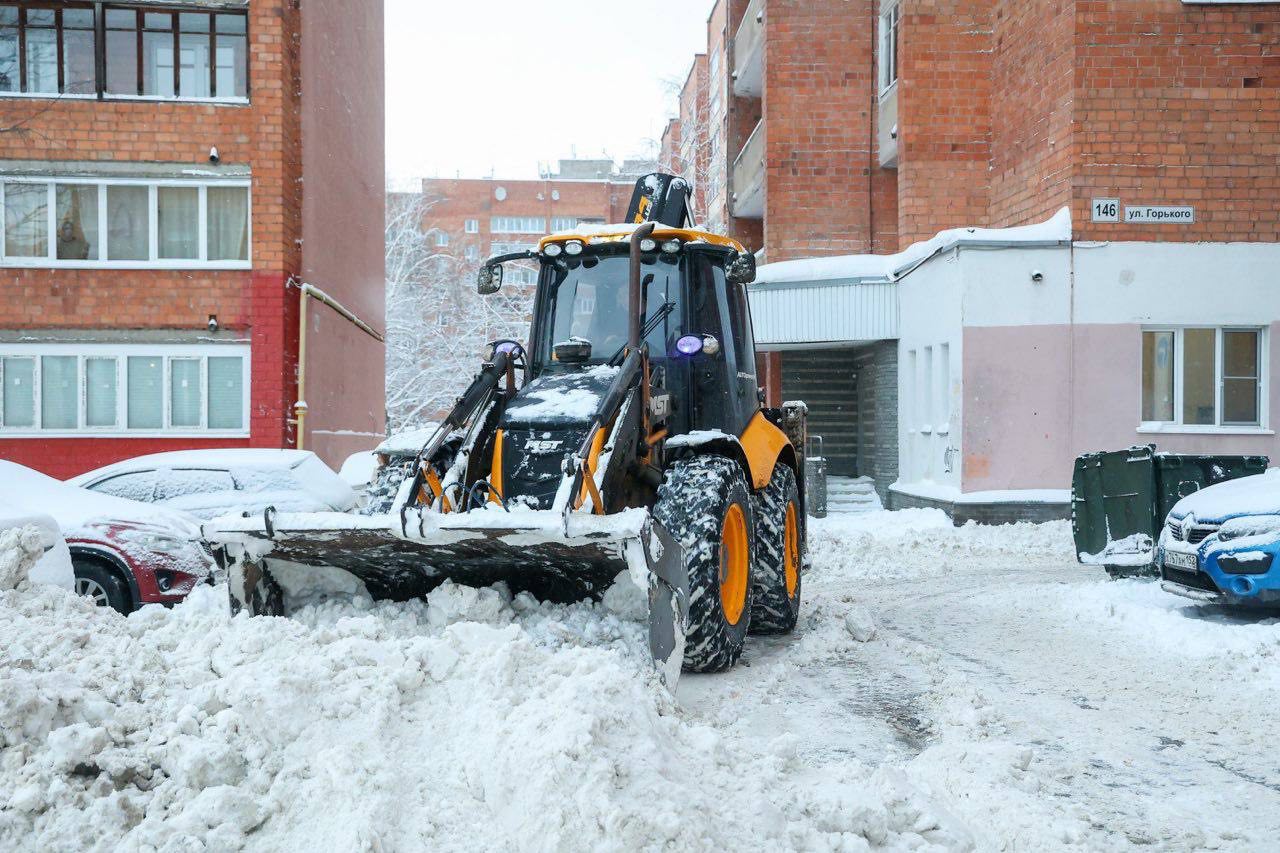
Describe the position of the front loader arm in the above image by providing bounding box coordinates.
[564,347,644,517]
[402,350,513,518]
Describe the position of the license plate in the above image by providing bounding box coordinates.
[1165,551,1198,571]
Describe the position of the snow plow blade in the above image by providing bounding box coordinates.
[204,508,688,675]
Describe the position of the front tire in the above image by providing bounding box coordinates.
[73,559,133,615]
[750,464,803,634]
[654,455,754,673]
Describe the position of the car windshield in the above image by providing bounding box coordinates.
[538,253,682,366]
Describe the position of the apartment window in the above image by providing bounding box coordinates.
[550,217,578,232]
[505,266,538,286]
[0,5,95,96]
[879,4,900,94]
[435,231,449,247]
[464,219,479,234]
[0,344,249,435]
[1141,328,1265,429]
[490,241,533,256]
[490,216,546,234]
[464,246,478,262]
[0,4,247,101]
[1,178,251,268]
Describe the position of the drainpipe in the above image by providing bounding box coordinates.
[293,282,386,450]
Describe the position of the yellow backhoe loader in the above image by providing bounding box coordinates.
[205,173,808,677]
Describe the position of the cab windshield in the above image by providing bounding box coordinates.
[536,253,682,367]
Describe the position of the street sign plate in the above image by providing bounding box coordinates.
[1125,205,1195,224]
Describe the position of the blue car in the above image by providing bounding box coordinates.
[1159,469,1280,607]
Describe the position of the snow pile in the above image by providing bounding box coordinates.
[1,572,968,851]
[809,510,1074,584]
[1057,578,1280,683]
[0,525,44,591]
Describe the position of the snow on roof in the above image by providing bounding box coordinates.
[69,449,314,485]
[754,207,1072,288]
[1,460,200,537]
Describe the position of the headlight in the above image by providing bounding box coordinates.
[543,243,563,258]
[117,528,192,553]
[638,238,658,252]
[1217,515,1280,543]
[564,241,584,256]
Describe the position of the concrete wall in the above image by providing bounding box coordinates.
[300,0,387,468]
[897,248,963,491]
[904,241,1280,495]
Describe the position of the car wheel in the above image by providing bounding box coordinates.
[73,559,133,614]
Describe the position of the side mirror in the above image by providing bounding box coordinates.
[727,252,757,285]
[477,263,504,295]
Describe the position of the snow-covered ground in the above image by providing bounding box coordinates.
[3,510,1279,851]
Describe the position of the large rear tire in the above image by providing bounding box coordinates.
[750,464,803,634]
[654,455,754,673]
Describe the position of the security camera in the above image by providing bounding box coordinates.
[209,146,220,165]
[208,315,219,333]
[1031,270,1045,283]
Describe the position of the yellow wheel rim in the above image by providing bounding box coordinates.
[784,502,800,598]
[719,503,749,626]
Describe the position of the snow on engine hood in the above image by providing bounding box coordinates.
[1169,469,1280,524]
[502,365,619,428]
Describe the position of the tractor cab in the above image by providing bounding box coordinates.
[482,226,759,441]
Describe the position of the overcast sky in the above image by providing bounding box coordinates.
[384,0,713,188]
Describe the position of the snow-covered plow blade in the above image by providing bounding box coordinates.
[204,507,689,673]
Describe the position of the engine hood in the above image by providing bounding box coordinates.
[1170,469,1280,524]
[502,365,621,429]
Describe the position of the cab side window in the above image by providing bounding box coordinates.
[728,281,757,380]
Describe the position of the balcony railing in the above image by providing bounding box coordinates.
[731,119,765,219]
[733,0,764,98]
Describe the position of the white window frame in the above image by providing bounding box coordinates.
[879,4,900,96]
[490,216,546,234]
[434,230,449,247]
[0,176,252,270]
[0,342,250,438]
[1138,326,1271,435]
[464,219,479,234]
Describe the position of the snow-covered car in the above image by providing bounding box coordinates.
[0,499,75,591]
[1159,468,1280,607]
[68,449,356,521]
[2,461,211,613]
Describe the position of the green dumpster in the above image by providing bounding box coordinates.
[1072,446,1269,578]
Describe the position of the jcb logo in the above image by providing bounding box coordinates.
[633,196,652,223]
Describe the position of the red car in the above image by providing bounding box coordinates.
[1,461,212,613]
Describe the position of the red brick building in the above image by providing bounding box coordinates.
[420,159,655,286]
[665,0,1280,516]
[0,0,386,479]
